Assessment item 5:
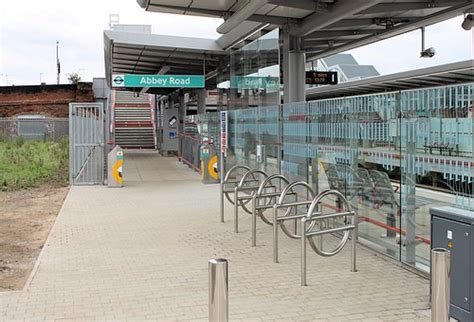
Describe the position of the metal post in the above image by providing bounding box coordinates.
[431,248,450,322]
[220,152,225,223]
[209,258,228,322]
[273,205,279,263]
[351,213,357,272]
[351,227,357,273]
[234,187,239,233]
[251,195,257,247]
[301,218,307,286]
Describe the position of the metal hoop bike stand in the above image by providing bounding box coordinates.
[251,174,295,247]
[301,189,357,286]
[233,169,268,233]
[273,181,317,263]
[220,165,252,222]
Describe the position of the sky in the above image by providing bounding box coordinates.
[0,0,472,86]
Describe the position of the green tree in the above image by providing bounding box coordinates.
[67,72,81,84]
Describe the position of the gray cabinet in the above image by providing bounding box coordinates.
[430,206,474,322]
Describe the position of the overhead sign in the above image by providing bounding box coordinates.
[220,111,228,153]
[112,74,205,88]
[230,76,279,91]
[305,71,338,85]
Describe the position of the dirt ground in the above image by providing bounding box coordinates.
[0,186,69,291]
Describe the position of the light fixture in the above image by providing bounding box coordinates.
[462,14,473,30]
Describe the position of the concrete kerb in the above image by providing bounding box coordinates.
[22,187,72,291]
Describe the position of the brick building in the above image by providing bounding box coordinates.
[0,83,94,117]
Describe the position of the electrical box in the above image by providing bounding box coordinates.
[430,206,474,322]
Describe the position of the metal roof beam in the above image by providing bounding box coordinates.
[358,1,465,14]
[113,54,218,67]
[216,0,267,34]
[113,59,158,67]
[291,0,383,36]
[216,21,268,50]
[325,17,419,29]
[114,46,222,61]
[267,0,329,11]
[305,29,383,39]
[113,66,155,72]
[307,2,474,60]
[146,3,295,25]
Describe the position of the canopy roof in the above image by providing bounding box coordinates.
[104,30,227,94]
[137,0,473,60]
[306,59,474,99]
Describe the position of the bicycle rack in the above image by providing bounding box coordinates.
[272,181,317,263]
[233,169,268,233]
[300,189,357,286]
[251,174,294,247]
[220,165,252,222]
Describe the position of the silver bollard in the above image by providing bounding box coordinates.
[209,258,228,322]
[431,248,450,322]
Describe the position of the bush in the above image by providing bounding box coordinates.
[0,138,69,191]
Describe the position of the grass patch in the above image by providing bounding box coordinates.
[0,138,69,191]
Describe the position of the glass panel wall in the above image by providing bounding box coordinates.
[399,84,473,271]
[226,29,280,173]
[191,82,473,272]
[282,102,308,182]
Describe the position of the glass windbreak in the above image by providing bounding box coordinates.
[400,84,473,271]
[282,102,308,182]
[309,93,402,260]
[226,28,280,173]
[192,82,473,273]
[258,105,280,175]
[227,108,258,170]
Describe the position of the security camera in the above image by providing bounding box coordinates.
[420,47,435,58]
[462,14,473,30]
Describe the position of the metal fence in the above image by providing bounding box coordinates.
[0,117,69,141]
[180,112,220,172]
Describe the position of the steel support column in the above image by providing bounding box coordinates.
[282,30,306,104]
[197,89,207,114]
[178,92,186,159]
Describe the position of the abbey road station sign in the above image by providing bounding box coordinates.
[112,74,205,88]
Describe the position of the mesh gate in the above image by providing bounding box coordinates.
[69,103,105,185]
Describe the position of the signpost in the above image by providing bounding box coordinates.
[305,71,338,85]
[219,110,228,223]
[220,111,228,154]
[112,74,205,88]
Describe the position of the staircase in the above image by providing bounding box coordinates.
[113,91,156,149]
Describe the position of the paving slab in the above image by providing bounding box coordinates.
[0,151,431,321]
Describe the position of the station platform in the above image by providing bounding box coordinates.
[0,151,432,320]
